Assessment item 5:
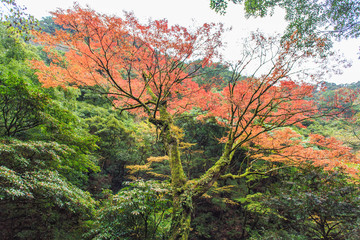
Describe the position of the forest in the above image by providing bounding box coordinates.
[1,0,360,239]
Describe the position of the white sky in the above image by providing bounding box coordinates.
[16,0,360,84]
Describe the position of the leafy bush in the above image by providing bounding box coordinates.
[88,180,172,240]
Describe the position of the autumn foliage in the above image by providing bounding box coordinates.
[248,128,360,176]
[30,4,359,239]
[31,4,360,184]
[31,4,224,118]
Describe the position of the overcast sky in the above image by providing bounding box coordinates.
[16,0,360,84]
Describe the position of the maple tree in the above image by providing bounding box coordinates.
[31,5,359,239]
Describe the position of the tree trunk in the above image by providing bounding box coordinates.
[154,107,235,240]
[169,190,193,240]
[164,125,191,240]
[192,140,234,199]
[156,106,191,239]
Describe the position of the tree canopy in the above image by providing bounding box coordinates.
[30,5,360,239]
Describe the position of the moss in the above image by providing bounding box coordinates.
[149,106,192,239]
[169,190,193,240]
[156,106,187,188]
[192,140,235,197]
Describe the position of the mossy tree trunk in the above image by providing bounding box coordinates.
[164,124,191,240]
[151,106,236,240]
[166,137,235,240]
[152,106,190,239]
[168,188,193,240]
[192,140,234,198]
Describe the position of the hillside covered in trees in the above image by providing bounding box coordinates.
[1,1,360,239]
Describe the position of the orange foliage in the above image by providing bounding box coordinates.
[318,87,359,120]
[30,5,358,177]
[249,128,360,176]
[197,32,326,151]
[31,3,224,118]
